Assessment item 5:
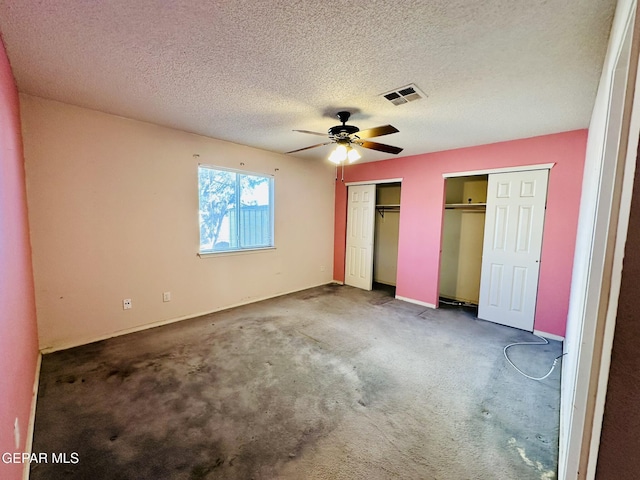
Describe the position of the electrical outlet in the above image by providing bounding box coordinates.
[123,298,132,310]
[320,265,325,272]
[163,292,171,302]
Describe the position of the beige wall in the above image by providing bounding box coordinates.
[21,95,335,351]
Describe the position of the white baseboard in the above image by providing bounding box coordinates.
[395,295,437,309]
[332,280,344,285]
[533,329,565,342]
[40,282,334,353]
[23,353,42,480]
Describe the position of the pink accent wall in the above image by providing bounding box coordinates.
[0,37,39,479]
[334,130,587,337]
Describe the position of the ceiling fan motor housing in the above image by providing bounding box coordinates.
[329,111,359,139]
[328,124,359,138]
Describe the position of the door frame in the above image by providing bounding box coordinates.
[442,163,555,179]
[561,2,639,478]
[345,178,404,186]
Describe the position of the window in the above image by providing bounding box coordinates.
[198,165,274,253]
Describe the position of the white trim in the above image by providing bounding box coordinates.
[197,164,275,255]
[332,280,345,285]
[40,282,333,353]
[198,246,276,258]
[442,163,555,178]
[533,330,565,342]
[560,2,638,479]
[395,295,437,309]
[23,353,41,480]
[587,7,639,478]
[345,178,403,186]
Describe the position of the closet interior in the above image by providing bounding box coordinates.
[373,183,401,291]
[439,175,488,305]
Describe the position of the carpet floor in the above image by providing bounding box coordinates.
[30,284,561,479]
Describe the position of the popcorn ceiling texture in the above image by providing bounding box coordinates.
[0,0,616,161]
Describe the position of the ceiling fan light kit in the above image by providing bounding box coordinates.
[328,144,348,164]
[347,147,361,163]
[328,143,362,164]
[286,111,403,164]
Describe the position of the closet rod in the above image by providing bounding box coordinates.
[376,205,400,218]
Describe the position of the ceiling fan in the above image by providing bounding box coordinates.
[285,111,403,163]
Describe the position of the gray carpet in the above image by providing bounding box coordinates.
[30,284,561,479]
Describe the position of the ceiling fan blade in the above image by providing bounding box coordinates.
[357,140,403,155]
[285,142,332,154]
[356,125,399,139]
[293,129,328,137]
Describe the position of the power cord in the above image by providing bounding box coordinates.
[503,334,567,381]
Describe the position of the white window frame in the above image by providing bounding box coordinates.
[198,164,275,256]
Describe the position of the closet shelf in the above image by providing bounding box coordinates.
[376,204,400,217]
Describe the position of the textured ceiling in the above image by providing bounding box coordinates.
[0,0,616,162]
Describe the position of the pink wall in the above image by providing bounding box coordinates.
[0,37,39,479]
[334,130,587,337]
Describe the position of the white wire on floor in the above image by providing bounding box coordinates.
[503,334,567,381]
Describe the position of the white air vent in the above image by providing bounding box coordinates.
[380,84,426,106]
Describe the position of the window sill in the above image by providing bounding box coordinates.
[198,246,276,258]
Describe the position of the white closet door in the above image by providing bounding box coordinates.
[345,184,376,290]
[478,170,549,331]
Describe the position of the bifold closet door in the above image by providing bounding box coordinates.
[478,170,549,331]
[345,184,376,290]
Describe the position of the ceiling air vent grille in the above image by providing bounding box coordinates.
[380,84,426,106]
